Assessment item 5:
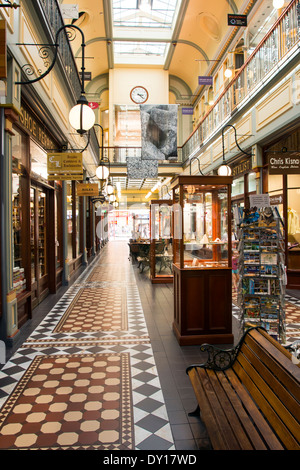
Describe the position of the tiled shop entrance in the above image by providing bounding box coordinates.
[0,241,299,450]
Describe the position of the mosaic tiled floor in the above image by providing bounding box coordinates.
[0,243,174,450]
[0,243,299,450]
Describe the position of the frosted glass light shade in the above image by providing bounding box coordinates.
[106,182,114,195]
[96,165,109,180]
[218,164,232,176]
[224,68,232,78]
[273,0,284,8]
[109,194,116,202]
[69,97,95,134]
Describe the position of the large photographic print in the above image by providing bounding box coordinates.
[140,105,178,160]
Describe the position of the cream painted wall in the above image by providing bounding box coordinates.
[109,68,169,144]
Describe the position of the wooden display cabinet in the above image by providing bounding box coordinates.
[149,199,173,284]
[171,175,234,345]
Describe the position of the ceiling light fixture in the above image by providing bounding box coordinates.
[273,0,284,8]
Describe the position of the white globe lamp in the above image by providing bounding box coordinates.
[69,95,95,135]
[218,164,232,176]
[96,164,109,180]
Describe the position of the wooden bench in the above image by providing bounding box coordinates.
[186,327,300,450]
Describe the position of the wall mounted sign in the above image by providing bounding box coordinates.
[198,76,213,86]
[269,194,283,205]
[268,155,300,174]
[19,103,55,150]
[77,183,99,196]
[228,14,247,26]
[47,152,83,180]
[181,107,193,115]
[231,158,252,177]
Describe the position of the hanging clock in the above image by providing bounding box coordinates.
[130,86,149,104]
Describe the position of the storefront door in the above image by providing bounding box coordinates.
[30,185,49,307]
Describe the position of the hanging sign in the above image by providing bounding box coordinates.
[77,183,99,196]
[47,152,83,180]
[198,76,213,86]
[228,14,247,27]
[268,155,300,174]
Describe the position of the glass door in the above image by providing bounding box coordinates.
[30,185,49,306]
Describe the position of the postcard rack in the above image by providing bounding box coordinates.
[237,206,286,343]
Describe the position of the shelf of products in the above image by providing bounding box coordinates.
[237,206,286,343]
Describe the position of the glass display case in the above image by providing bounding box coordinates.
[149,200,173,283]
[171,175,234,345]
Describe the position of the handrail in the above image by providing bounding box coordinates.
[181,0,300,163]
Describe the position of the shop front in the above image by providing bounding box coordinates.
[11,101,63,326]
[263,128,300,289]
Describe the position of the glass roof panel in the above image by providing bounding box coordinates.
[114,41,167,56]
[112,0,180,29]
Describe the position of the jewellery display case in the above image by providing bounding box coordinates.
[171,175,233,345]
[149,200,173,283]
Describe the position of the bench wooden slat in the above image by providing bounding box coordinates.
[188,368,229,450]
[240,341,300,423]
[249,329,300,381]
[206,369,253,450]
[233,355,300,450]
[196,367,241,449]
[258,328,300,367]
[225,368,284,450]
[218,371,267,450]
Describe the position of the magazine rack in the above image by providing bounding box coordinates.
[237,206,286,343]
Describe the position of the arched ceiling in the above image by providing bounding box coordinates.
[60,0,256,100]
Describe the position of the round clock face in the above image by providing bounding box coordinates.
[130,86,149,104]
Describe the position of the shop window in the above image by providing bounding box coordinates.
[231,176,244,197]
[30,140,48,179]
[12,174,26,296]
[287,175,300,269]
[248,172,256,193]
[67,182,73,260]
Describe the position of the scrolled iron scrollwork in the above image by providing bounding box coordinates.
[199,344,239,371]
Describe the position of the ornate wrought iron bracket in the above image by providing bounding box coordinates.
[189,155,204,176]
[15,24,86,95]
[222,124,252,162]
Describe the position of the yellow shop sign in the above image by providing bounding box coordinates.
[77,183,99,196]
[47,153,83,180]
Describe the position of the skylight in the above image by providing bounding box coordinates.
[112,0,181,64]
[112,0,179,29]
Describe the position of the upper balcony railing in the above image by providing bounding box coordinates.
[181,0,300,164]
[103,146,183,164]
[39,0,99,159]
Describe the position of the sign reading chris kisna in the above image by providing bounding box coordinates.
[268,154,300,174]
